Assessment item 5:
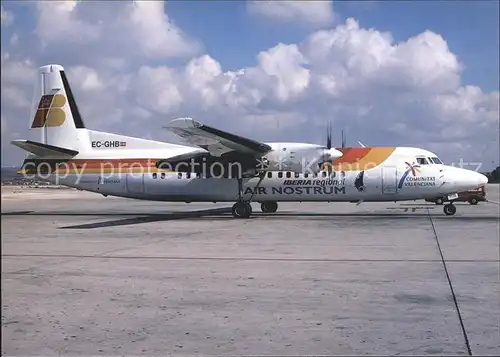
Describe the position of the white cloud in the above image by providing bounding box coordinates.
[184,55,222,109]
[0,53,37,85]
[247,0,335,28]
[10,33,19,45]
[35,0,201,63]
[1,5,13,27]
[125,1,200,59]
[67,66,105,91]
[36,1,98,44]
[136,66,184,114]
[257,43,311,102]
[1,53,37,111]
[0,5,498,169]
[303,19,462,97]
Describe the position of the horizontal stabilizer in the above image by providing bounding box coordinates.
[11,140,79,158]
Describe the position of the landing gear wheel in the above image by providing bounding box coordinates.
[469,198,478,205]
[231,177,252,218]
[443,204,456,216]
[232,202,251,218]
[435,197,443,205]
[261,201,278,213]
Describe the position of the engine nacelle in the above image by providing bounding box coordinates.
[263,146,342,174]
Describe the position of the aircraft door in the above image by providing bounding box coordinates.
[126,173,144,194]
[381,166,398,194]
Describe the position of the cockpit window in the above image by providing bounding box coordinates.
[416,157,429,165]
[431,157,443,164]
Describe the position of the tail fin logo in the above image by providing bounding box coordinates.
[31,94,67,128]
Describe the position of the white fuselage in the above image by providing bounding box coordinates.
[33,145,487,204]
[50,168,442,202]
[16,63,488,212]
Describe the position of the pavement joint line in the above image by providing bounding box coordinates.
[427,208,473,356]
[1,254,499,263]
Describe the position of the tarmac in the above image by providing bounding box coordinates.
[1,185,499,356]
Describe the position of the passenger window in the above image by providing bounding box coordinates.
[313,173,318,178]
[196,172,200,178]
[152,173,157,179]
[322,172,327,177]
[161,173,165,179]
[278,172,283,178]
[267,172,272,178]
[286,172,291,178]
[177,172,182,179]
[294,172,299,178]
[304,173,309,178]
[186,172,191,179]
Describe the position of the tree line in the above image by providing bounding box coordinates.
[482,166,500,183]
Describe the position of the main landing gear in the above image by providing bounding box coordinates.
[232,201,279,217]
[231,173,266,219]
[443,203,457,216]
[232,201,252,218]
[261,201,278,213]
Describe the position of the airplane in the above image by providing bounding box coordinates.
[11,64,488,219]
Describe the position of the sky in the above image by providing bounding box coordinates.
[1,0,499,171]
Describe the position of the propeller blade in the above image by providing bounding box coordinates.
[326,121,332,149]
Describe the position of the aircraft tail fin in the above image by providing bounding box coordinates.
[26,64,91,153]
[13,64,191,172]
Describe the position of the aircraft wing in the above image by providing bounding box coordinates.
[163,118,272,157]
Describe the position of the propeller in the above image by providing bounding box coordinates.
[317,120,342,172]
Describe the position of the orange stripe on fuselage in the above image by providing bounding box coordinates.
[49,148,397,175]
[64,158,160,166]
[332,147,396,171]
[334,147,372,164]
[53,158,168,174]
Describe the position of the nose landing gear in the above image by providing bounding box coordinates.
[443,203,457,216]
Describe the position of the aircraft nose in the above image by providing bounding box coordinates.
[478,172,488,186]
[449,168,488,191]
